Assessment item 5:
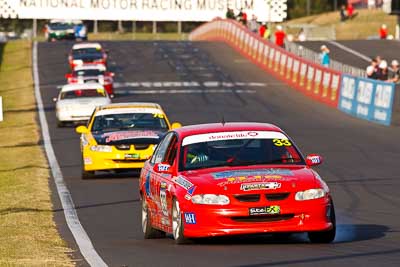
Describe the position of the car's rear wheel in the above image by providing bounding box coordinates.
[308,200,336,243]
[172,198,188,244]
[141,198,164,239]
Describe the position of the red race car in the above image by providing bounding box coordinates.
[139,122,335,244]
[68,43,107,70]
[65,64,115,97]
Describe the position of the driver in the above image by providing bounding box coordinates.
[186,142,209,164]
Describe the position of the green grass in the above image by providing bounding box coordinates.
[284,9,398,40]
[0,40,73,266]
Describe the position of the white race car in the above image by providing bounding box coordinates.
[54,83,111,127]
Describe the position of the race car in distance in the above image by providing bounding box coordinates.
[44,20,75,41]
[139,122,336,244]
[54,83,111,127]
[69,43,107,69]
[65,64,115,97]
[75,103,182,179]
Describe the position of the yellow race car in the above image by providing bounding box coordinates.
[75,102,181,179]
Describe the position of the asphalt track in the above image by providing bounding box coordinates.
[38,40,400,267]
[298,40,400,70]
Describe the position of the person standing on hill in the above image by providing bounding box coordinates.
[248,14,259,33]
[320,45,330,67]
[259,23,266,38]
[379,24,388,39]
[226,8,235,19]
[274,25,285,48]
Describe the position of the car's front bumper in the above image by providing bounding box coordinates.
[82,146,155,171]
[181,198,333,238]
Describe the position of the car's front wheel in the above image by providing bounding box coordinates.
[308,200,336,243]
[172,198,188,244]
[81,158,95,179]
[141,198,164,239]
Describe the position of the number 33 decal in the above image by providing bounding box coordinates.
[273,139,292,147]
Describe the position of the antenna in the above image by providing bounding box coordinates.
[221,116,226,126]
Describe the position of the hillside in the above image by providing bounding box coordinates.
[284,9,397,40]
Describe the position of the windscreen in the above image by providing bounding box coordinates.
[49,22,73,30]
[73,69,105,77]
[72,48,103,59]
[91,113,168,132]
[60,89,106,99]
[180,131,304,171]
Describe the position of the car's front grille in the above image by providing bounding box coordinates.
[115,144,130,150]
[265,193,290,201]
[112,159,147,163]
[134,144,151,150]
[231,214,294,223]
[234,194,260,202]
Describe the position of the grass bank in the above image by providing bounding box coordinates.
[0,40,73,266]
[285,9,397,40]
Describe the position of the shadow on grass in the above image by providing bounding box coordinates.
[0,42,4,69]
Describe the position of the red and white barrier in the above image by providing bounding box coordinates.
[190,19,341,108]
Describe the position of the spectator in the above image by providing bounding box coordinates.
[263,24,271,40]
[387,60,400,83]
[238,9,247,26]
[377,60,389,80]
[274,25,286,48]
[379,24,388,39]
[368,0,376,9]
[297,28,306,41]
[347,3,354,18]
[226,8,235,19]
[366,58,379,79]
[259,23,266,38]
[320,45,330,67]
[248,14,259,33]
[340,5,348,22]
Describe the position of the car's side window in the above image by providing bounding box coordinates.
[163,135,178,166]
[151,132,174,164]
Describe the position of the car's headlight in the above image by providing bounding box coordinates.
[191,194,230,205]
[90,145,112,152]
[295,189,325,201]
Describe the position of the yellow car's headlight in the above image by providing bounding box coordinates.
[90,145,112,152]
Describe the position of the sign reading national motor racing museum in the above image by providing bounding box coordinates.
[0,0,287,21]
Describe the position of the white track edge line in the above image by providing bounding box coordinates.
[327,41,372,62]
[32,41,108,267]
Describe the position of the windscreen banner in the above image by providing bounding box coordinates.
[0,0,287,21]
[338,75,395,126]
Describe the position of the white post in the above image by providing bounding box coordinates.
[0,96,3,122]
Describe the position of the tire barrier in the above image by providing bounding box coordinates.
[189,19,397,126]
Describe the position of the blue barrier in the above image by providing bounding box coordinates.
[338,74,395,126]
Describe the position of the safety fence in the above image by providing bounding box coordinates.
[189,19,397,126]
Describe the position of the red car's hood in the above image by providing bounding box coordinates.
[179,165,317,195]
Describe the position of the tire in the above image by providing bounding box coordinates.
[308,200,336,243]
[56,119,65,128]
[141,199,164,239]
[82,170,95,179]
[172,198,188,244]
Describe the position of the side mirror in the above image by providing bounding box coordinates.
[75,125,89,134]
[153,163,172,174]
[171,122,182,129]
[107,72,115,77]
[306,154,323,167]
